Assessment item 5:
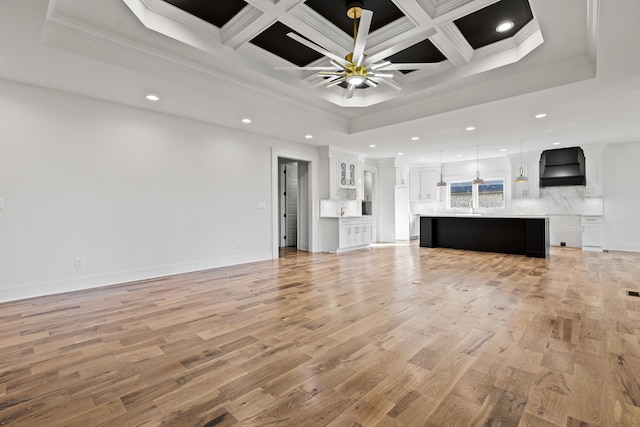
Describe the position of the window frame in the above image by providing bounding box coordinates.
[446,176,507,211]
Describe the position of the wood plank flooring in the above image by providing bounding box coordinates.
[1,243,640,426]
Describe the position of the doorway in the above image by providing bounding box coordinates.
[279,161,298,248]
[276,156,311,256]
[363,166,379,243]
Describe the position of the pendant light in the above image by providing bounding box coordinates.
[436,151,446,187]
[515,140,529,183]
[472,145,484,185]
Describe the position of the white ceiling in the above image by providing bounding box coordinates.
[2,0,640,164]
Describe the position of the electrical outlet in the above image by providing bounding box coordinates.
[0,198,4,210]
[237,242,243,250]
[74,257,84,269]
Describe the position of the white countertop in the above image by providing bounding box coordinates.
[419,214,549,219]
[321,215,368,219]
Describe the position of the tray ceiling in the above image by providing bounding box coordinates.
[29,0,618,162]
[122,0,541,107]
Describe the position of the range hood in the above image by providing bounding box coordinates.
[539,147,586,187]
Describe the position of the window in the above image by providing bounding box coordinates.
[448,178,505,210]
[478,179,504,208]
[449,181,473,208]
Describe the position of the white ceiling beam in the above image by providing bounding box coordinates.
[430,22,473,66]
[222,7,270,49]
[427,0,502,25]
[392,0,435,26]
[366,27,438,64]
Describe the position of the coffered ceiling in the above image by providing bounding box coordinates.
[120,0,541,107]
[2,0,640,164]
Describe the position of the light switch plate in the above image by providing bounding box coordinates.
[0,198,4,210]
[258,202,266,209]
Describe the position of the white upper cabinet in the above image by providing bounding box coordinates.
[409,167,440,201]
[396,167,408,186]
[409,171,421,201]
[339,160,357,189]
[584,150,604,198]
[319,146,364,200]
[510,154,540,199]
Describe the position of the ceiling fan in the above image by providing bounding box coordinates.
[277,2,439,99]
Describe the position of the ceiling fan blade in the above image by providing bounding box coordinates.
[275,66,341,70]
[371,77,402,91]
[326,77,346,88]
[368,72,394,78]
[346,84,356,99]
[286,32,350,68]
[318,71,346,76]
[352,9,373,67]
[308,75,340,87]
[374,62,440,71]
[330,60,349,71]
[370,61,391,70]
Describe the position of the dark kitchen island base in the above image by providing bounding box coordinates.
[420,216,549,258]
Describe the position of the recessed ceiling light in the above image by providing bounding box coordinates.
[500,148,507,152]
[553,141,561,146]
[411,137,420,141]
[421,158,426,162]
[242,118,251,124]
[496,21,515,33]
[305,135,313,139]
[145,94,159,101]
[466,126,476,131]
[535,113,547,119]
[397,153,404,156]
[369,144,376,148]
[457,154,463,157]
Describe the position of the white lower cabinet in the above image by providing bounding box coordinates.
[582,216,603,252]
[362,217,373,244]
[323,217,372,253]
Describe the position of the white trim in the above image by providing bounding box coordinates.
[586,0,600,59]
[0,252,272,303]
[446,176,507,212]
[271,148,317,259]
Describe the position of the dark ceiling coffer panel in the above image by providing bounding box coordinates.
[539,147,586,187]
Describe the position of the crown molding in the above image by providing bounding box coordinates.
[43,10,348,124]
[124,0,222,45]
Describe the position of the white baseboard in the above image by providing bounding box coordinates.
[0,251,274,303]
[602,243,640,253]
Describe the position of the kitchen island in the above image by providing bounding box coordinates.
[420,215,549,258]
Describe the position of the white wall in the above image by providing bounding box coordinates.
[602,141,640,252]
[0,79,317,302]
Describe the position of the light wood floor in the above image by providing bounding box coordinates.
[1,243,640,426]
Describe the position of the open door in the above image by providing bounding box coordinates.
[279,162,298,247]
[272,149,312,258]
